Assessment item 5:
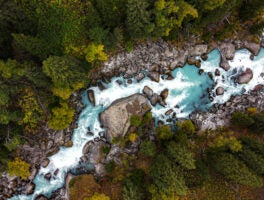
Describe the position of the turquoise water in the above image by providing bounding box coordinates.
[10,48,264,200]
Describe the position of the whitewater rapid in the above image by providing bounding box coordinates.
[10,48,264,199]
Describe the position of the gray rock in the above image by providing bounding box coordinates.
[41,158,50,168]
[238,68,253,84]
[54,131,64,146]
[148,71,160,82]
[87,90,96,106]
[83,141,94,155]
[189,44,208,56]
[150,93,160,106]
[244,42,260,56]
[219,43,235,60]
[143,86,153,99]
[220,59,230,71]
[136,73,145,82]
[216,87,225,95]
[100,94,151,141]
[94,163,105,177]
[28,167,38,181]
[149,64,160,72]
[160,89,169,101]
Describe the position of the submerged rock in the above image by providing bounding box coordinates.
[238,68,253,84]
[44,173,51,181]
[87,90,96,106]
[100,94,151,141]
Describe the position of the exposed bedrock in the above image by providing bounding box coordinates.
[99,94,151,142]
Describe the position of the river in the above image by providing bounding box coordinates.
[10,47,264,199]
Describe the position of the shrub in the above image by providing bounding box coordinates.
[177,120,195,135]
[247,107,257,114]
[140,140,156,157]
[231,112,254,128]
[105,161,115,174]
[130,115,142,127]
[128,133,138,142]
[7,158,30,179]
[155,125,173,140]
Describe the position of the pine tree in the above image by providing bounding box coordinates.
[126,0,154,39]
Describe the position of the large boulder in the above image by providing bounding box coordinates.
[100,94,151,141]
[238,68,253,84]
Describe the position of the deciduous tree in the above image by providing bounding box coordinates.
[7,157,30,179]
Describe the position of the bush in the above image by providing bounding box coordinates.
[247,107,257,114]
[177,120,195,135]
[105,161,115,174]
[128,133,138,142]
[130,115,142,127]
[155,125,173,140]
[231,112,254,128]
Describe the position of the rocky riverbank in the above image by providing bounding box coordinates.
[190,90,264,131]
[89,36,264,86]
[0,91,85,200]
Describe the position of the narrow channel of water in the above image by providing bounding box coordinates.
[10,48,264,199]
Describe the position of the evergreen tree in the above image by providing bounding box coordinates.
[208,151,263,187]
[42,55,87,99]
[126,0,154,39]
[166,141,196,170]
[238,147,264,175]
[150,154,188,196]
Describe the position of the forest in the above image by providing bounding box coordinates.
[69,109,264,200]
[0,0,264,199]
